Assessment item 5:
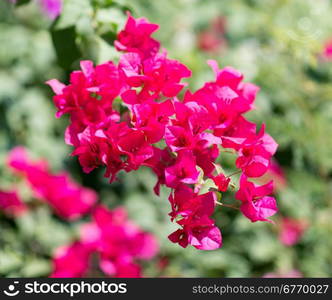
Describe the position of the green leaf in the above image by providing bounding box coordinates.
[15,0,31,7]
[51,26,82,70]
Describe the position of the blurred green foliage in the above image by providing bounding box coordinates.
[1,0,332,277]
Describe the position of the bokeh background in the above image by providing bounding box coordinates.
[1,0,332,277]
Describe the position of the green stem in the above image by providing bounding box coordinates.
[216,201,239,210]
[227,170,241,178]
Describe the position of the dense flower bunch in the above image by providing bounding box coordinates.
[47,13,278,250]
[7,147,97,220]
[52,205,158,277]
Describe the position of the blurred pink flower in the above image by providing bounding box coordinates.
[39,0,62,20]
[82,205,159,277]
[323,38,332,60]
[51,205,159,278]
[197,16,227,53]
[7,146,97,220]
[8,0,62,20]
[256,159,287,191]
[278,217,307,246]
[0,190,27,217]
[50,242,92,278]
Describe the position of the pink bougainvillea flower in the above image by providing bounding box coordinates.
[7,147,97,220]
[193,144,219,178]
[165,151,200,188]
[278,217,307,246]
[0,190,27,217]
[169,220,222,251]
[119,53,147,87]
[236,175,277,223]
[168,185,221,250]
[71,126,111,174]
[187,224,222,251]
[50,242,92,278]
[211,173,231,192]
[142,147,174,195]
[46,60,122,120]
[165,125,197,152]
[235,125,278,178]
[117,130,154,169]
[131,100,174,143]
[142,52,191,97]
[115,12,160,59]
[168,184,215,220]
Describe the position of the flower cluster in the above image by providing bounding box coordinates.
[1,146,158,277]
[7,147,97,220]
[52,205,158,278]
[47,13,278,250]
